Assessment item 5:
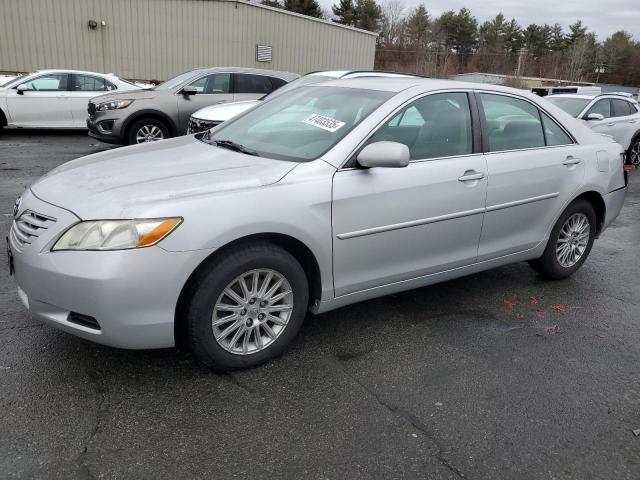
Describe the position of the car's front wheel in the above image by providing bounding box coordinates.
[628,137,640,167]
[127,118,170,145]
[529,199,596,279]
[186,242,309,370]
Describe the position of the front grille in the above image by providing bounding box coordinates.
[11,210,56,247]
[187,117,219,134]
[88,102,96,115]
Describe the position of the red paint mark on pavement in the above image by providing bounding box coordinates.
[516,313,524,320]
[544,326,559,335]
[530,296,538,305]
[504,299,515,310]
[537,311,547,318]
[551,304,566,312]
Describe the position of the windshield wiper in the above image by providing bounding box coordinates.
[213,139,259,156]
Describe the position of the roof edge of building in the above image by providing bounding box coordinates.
[222,0,379,37]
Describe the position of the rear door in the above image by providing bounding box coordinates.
[332,91,487,296]
[232,73,274,102]
[476,92,586,260]
[69,74,118,127]
[6,73,73,127]
[176,72,233,133]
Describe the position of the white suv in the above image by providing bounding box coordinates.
[187,70,417,134]
[547,93,640,165]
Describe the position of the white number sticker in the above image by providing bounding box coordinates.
[302,114,346,133]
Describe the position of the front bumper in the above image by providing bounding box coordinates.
[9,190,213,349]
[87,116,124,144]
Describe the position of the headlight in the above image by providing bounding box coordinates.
[96,99,134,111]
[52,218,182,251]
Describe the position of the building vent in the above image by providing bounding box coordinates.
[256,45,272,62]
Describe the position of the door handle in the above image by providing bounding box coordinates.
[562,157,581,166]
[458,171,485,182]
[629,120,637,124]
[606,123,615,127]
[214,100,228,104]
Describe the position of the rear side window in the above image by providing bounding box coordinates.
[612,99,635,117]
[586,99,611,118]
[234,74,273,94]
[541,112,573,146]
[480,93,545,151]
[369,92,473,160]
[268,77,287,90]
[74,74,115,92]
[20,73,69,91]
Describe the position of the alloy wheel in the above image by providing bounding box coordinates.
[135,125,164,143]
[212,269,294,355]
[630,140,640,166]
[556,213,590,267]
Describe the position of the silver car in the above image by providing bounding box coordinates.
[86,67,298,145]
[9,78,627,369]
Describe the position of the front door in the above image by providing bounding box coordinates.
[476,92,586,260]
[177,72,233,133]
[6,73,72,127]
[332,92,487,296]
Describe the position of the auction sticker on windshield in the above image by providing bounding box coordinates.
[302,114,346,133]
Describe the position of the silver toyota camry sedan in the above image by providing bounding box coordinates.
[8,78,628,369]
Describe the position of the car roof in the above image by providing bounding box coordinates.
[549,93,638,103]
[35,69,121,78]
[318,77,540,95]
[195,66,299,81]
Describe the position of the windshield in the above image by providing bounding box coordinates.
[201,86,392,162]
[262,74,333,101]
[154,70,200,91]
[546,97,591,117]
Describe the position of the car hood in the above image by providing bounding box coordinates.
[90,88,161,103]
[192,100,260,122]
[30,135,299,218]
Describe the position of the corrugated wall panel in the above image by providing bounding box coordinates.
[0,0,376,80]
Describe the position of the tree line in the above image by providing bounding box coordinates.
[260,0,640,86]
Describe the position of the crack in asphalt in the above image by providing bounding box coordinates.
[329,356,468,479]
[75,366,109,480]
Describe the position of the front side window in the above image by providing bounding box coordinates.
[368,92,473,160]
[480,93,545,151]
[612,99,634,117]
[74,74,113,92]
[154,70,200,91]
[189,73,231,94]
[586,99,611,118]
[20,73,69,92]
[203,86,392,162]
[235,74,273,94]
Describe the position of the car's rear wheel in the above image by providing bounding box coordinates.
[628,137,640,166]
[186,242,308,370]
[127,118,170,145]
[529,199,596,279]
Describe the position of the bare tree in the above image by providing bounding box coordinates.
[379,0,406,47]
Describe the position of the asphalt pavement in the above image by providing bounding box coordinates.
[1,130,639,480]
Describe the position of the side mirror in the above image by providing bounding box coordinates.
[357,141,410,169]
[181,86,197,96]
[585,113,604,121]
[16,84,27,95]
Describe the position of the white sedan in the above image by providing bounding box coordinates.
[0,70,141,129]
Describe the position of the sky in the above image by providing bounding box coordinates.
[317,0,640,41]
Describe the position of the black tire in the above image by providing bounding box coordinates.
[186,242,309,370]
[126,117,170,145]
[529,199,596,279]
[627,136,640,167]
